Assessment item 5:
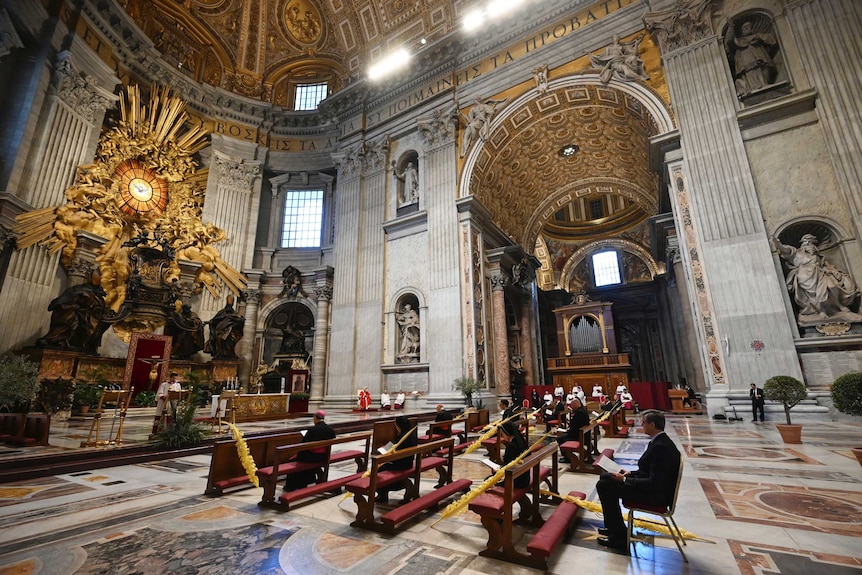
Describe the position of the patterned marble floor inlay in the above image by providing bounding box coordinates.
[0,476,91,508]
[700,479,862,536]
[729,540,862,575]
[690,462,859,482]
[683,444,822,464]
[673,425,765,438]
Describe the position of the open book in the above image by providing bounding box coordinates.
[300,429,307,437]
[594,454,625,475]
[377,441,394,454]
[481,459,501,472]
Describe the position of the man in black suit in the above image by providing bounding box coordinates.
[284,410,336,491]
[434,403,454,437]
[595,410,681,554]
[750,383,765,422]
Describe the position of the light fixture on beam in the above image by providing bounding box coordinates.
[558,144,580,157]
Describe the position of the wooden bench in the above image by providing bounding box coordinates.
[525,490,587,568]
[467,443,561,569]
[559,419,601,473]
[205,431,303,496]
[466,409,489,433]
[345,437,460,533]
[598,403,631,439]
[257,431,372,507]
[371,417,419,452]
[418,419,467,444]
[5,414,50,446]
[481,417,531,464]
[0,413,24,443]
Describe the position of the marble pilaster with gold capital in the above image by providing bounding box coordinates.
[239,276,264,387]
[489,270,511,397]
[311,280,333,403]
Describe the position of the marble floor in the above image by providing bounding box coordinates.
[0,411,860,575]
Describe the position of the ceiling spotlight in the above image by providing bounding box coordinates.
[463,8,486,31]
[558,144,580,157]
[420,38,427,45]
[487,0,524,18]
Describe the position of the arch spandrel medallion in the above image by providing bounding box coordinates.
[284,0,323,45]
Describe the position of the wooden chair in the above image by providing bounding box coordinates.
[212,390,238,432]
[623,456,687,562]
[81,388,133,447]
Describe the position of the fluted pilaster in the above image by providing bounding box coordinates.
[490,272,511,397]
[311,283,333,402]
[786,0,862,238]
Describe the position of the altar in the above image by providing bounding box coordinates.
[211,393,292,422]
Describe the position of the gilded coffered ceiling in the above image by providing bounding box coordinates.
[469,84,660,248]
[118,0,477,105]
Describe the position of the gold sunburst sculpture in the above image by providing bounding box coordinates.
[14,85,247,312]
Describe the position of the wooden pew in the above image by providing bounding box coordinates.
[418,418,467,444]
[5,414,50,447]
[480,416,531,465]
[598,402,632,439]
[371,417,419,452]
[204,431,303,496]
[468,443,564,569]
[258,431,372,509]
[345,436,468,534]
[466,409,489,433]
[559,419,603,473]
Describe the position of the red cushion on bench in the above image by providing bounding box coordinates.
[559,440,581,451]
[257,460,320,479]
[345,468,414,493]
[380,478,472,527]
[330,449,364,463]
[213,475,251,490]
[527,490,586,558]
[280,472,365,505]
[436,441,472,456]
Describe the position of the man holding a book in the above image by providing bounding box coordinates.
[594,410,681,554]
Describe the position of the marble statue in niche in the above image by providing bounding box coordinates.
[724,16,781,99]
[393,160,419,206]
[772,234,861,326]
[396,303,420,363]
[205,294,245,358]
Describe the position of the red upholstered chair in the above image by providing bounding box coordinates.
[623,456,687,562]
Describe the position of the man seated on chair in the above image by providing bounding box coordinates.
[380,389,391,410]
[394,390,406,409]
[284,410,336,491]
[595,409,681,554]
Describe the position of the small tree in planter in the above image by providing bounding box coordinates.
[452,377,484,407]
[35,377,76,419]
[764,375,807,443]
[830,371,862,465]
[152,388,209,448]
[0,354,40,413]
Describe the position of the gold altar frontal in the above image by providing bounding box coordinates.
[231,393,291,422]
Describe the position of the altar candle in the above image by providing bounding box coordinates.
[280,378,285,393]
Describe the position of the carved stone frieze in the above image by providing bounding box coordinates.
[643,0,714,55]
[0,8,23,61]
[417,106,457,150]
[334,141,365,180]
[50,52,113,124]
[215,153,261,190]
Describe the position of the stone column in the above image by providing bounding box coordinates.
[418,107,462,393]
[311,281,333,403]
[239,284,263,387]
[355,137,389,393]
[489,271,511,398]
[644,1,802,408]
[786,0,862,240]
[667,236,705,391]
[327,141,365,397]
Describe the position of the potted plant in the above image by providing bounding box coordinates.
[289,391,309,413]
[763,375,808,443]
[152,388,209,448]
[830,371,862,465]
[73,383,103,414]
[35,377,76,420]
[0,354,40,413]
[452,376,485,407]
[134,390,157,407]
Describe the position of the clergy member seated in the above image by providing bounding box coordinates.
[284,410,336,491]
[358,387,372,410]
[380,390,391,410]
[619,389,634,409]
[557,397,590,463]
[434,403,453,436]
[394,390,406,409]
[592,385,605,402]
